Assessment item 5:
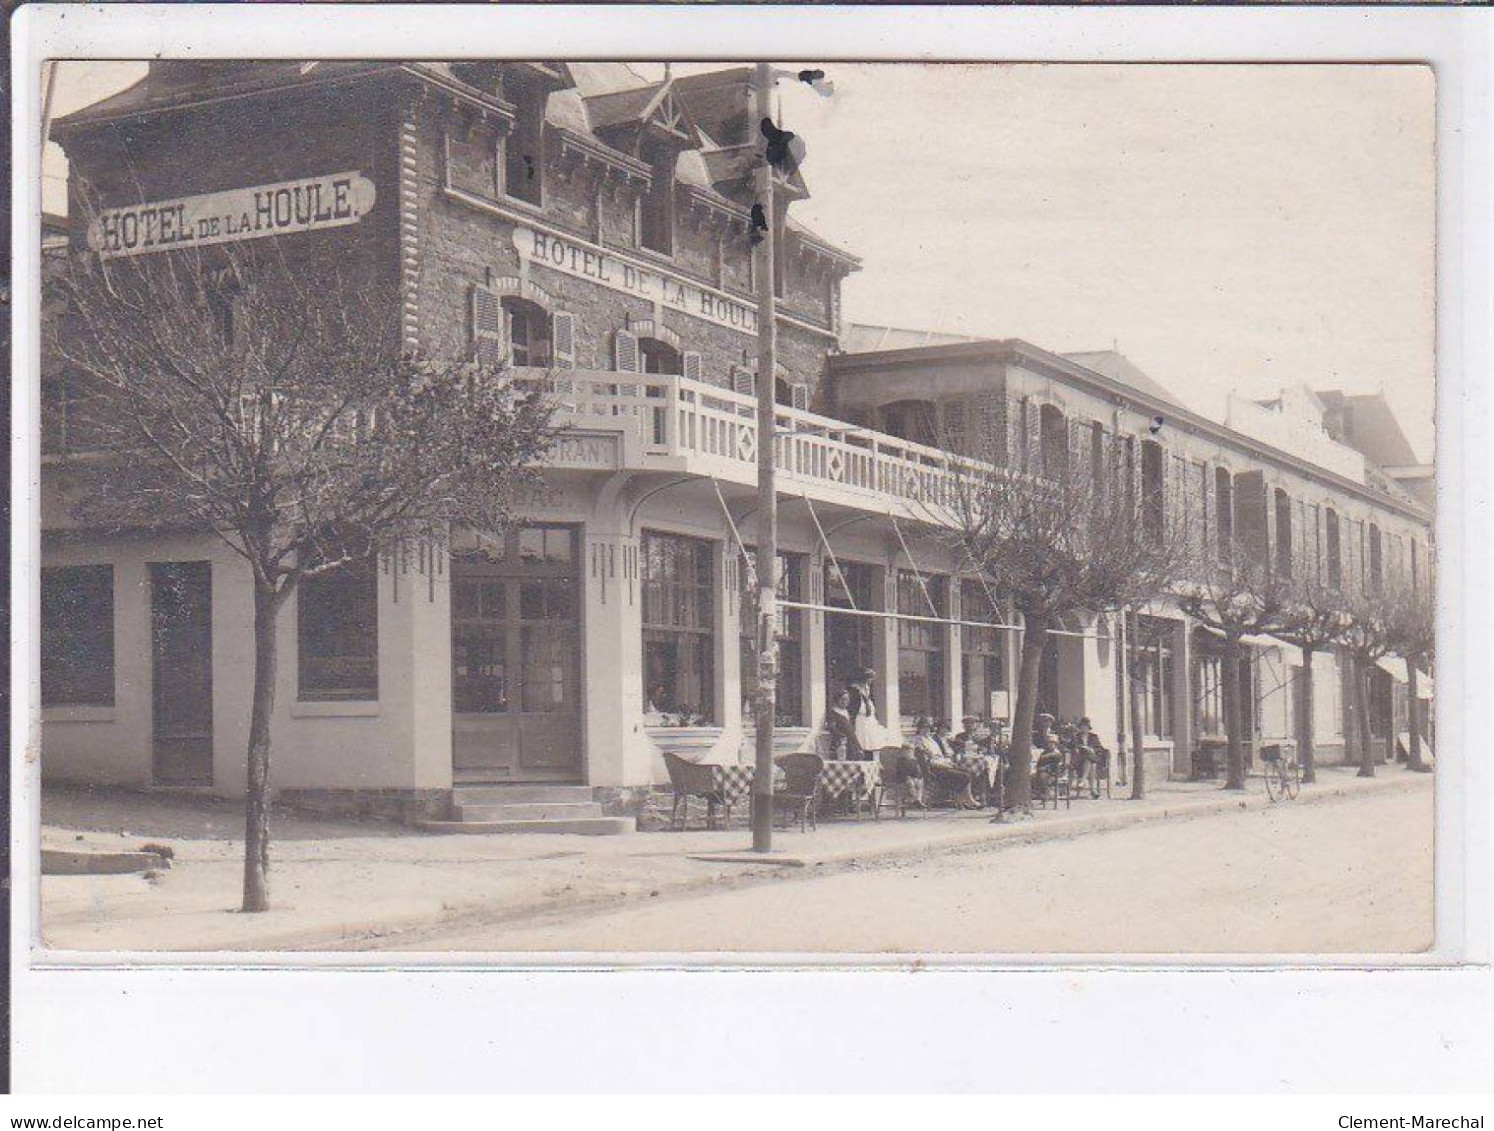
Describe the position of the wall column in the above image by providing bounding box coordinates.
[581,527,650,787]
[873,564,900,733]
[946,577,964,726]
[802,548,828,735]
[718,537,743,736]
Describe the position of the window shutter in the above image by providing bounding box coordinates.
[790,383,810,411]
[551,311,576,370]
[682,350,703,384]
[471,285,509,368]
[940,399,968,454]
[1023,398,1041,472]
[731,366,755,397]
[614,328,640,373]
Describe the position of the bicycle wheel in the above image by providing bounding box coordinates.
[1264,761,1281,801]
[1284,761,1300,801]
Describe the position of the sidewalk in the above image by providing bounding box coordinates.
[36,765,1431,954]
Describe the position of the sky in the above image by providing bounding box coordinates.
[46,61,1435,461]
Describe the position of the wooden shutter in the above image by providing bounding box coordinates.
[731,366,755,396]
[471,285,509,368]
[682,351,703,384]
[551,311,576,369]
[790,383,810,411]
[614,328,640,373]
[1187,461,1207,553]
[1023,398,1041,472]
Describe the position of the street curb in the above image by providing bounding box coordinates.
[69,770,1424,953]
[286,769,1430,952]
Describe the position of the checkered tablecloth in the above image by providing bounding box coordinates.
[710,764,758,805]
[818,759,881,801]
[960,755,1001,789]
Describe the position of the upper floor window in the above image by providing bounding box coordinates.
[1369,523,1383,594]
[1040,404,1068,480]
[41,565,114,707]
[1140,440,1164,538]
[502,84,546,206]
[881,400,938,447]
[1326,508,1342,589]
[501,297,552,368]
[1214,467,1234,561]
[639,145,677,257]
[639,336,682,375]
[1274,488,1293,577]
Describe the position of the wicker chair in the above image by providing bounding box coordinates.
[875,748,918,818]
[773,753,823,832]
[1034,751,1072,810]
[662,751,731,830]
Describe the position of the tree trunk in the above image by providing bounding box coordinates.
[242,581,280,913]
[1222,637,1246,790]
[1006,616,1047,813]
[1127,609,1147,800]
[1298,646,1317,785]
[1406,657,1426,772]
[1356,656,1375,778]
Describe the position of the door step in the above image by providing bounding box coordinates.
[420,785,633,836]
[416,816,634,836]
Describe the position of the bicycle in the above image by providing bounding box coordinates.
[1260,744,1300,802]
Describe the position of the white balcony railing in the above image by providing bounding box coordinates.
[523,369,974,522]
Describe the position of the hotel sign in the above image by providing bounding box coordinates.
[90,172,377,259]
[514,226,758,337]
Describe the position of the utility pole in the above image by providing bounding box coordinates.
[751,60,778,853]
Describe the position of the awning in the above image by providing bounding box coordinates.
[1378,655,1433,698]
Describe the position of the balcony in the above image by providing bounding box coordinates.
[526,368,972,524]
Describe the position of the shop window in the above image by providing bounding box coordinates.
[502,85,545,206]
[1326,508,1342,589]
[1136,616,1175,739]
[961,579,1007,720]
[40,565,114,707]
[897,571,947,722]
[1040,404,1068,480]
[738,549,804,726]
[1275,488,1294,577]
[641,532,715,725]
[824,560,876,693]
[1194,635,1225,738]
[298,557,379,701]
[501,296,552,368]
[1140,440,1164,538]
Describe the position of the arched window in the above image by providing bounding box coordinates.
[501,297,552,368]
[638,337,682,375]
[881,399,938,447]
[1039,404,1068,479]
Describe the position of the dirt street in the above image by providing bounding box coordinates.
[407,786,1434,955]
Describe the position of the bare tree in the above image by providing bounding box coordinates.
[1336,583,1398,779]
[1385,575,1435,773]
[1274,572,1350,785]
[949,419,1187,811]
[45,233,557,912]
[1176,542,1292,791]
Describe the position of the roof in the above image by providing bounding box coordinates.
[1061,350,1183,409]
[1314,389,1422,468]
[564,63,654,99]
[845,324,984,352]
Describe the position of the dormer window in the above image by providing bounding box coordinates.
[501,82,546,207]
[639,144,677,257]
[639,337,681,375]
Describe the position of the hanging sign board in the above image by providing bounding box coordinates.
[989,691,1011,722]
[513,225,759,337]
[89,172,377,259]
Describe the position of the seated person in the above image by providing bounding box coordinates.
[913,717,979,809]
[952,715,1000,806]
[824,687,866,761]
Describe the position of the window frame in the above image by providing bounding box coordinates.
[40,564,116,708]
[896,570,948,723]
[297,555,381,703]
[640,530,716,725]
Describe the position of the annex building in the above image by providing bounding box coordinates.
[39,62,1434,824]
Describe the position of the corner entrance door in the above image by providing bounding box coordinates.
[150,561,213,786]
[450,526,582,783]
